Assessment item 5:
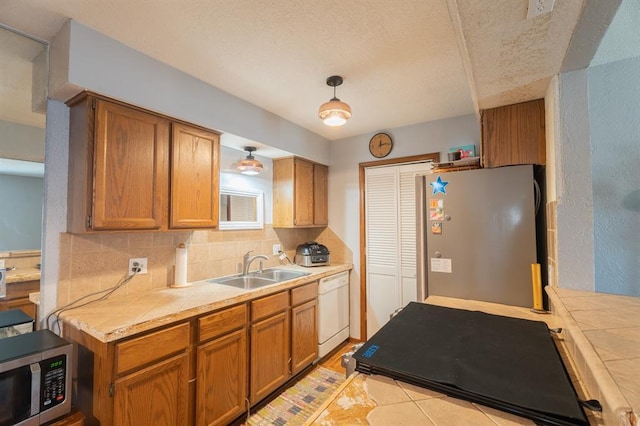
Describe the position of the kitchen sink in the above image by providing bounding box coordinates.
[250,269,310,281]
[207,269,310,290]
[207,275,277,289]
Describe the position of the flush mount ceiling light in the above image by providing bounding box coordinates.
[236,146,263,175]
[318,75,352,127]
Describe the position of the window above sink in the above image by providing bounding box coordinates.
[219,187,264,230]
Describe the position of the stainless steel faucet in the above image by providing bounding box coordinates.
[243,250,270,275]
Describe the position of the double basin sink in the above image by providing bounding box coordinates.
[207,269,310,290]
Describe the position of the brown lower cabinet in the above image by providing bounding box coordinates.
[64,281,319,425]
[249,291,290,404]
[291,299,318,375]
[290,281,319,375]
[196,305,248,426]
[113,353,190,425]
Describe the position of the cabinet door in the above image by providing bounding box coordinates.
[294,159,314,226]
[197,329,247,426]
[250,311,290,404]
[313,164,329,226]
[170,123,220,229]
[113,353,189,426]
[93,100,169,230]
[291,299,318,375]
[481,99,545,168]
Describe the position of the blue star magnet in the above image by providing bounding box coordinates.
[430,176,449,195]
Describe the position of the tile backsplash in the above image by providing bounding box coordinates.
[57,226,352,306]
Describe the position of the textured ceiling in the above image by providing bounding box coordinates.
[0,0,610,143]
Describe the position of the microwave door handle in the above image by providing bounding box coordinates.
[30,363,41,417]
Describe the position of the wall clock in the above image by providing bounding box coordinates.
[369,132,393,158]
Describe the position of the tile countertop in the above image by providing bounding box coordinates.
[306,296,602,426]
[546,286,639,426]
[58,263,351,343]
[6,267,41,283]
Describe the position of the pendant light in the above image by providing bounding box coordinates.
[236,147,263,175]
[318,75,351,126]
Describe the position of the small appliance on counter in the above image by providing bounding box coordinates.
[295,241,330,267]
[0,309,35,339]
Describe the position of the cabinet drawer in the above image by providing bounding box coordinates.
[291,281,318,306]
[198,304,247,343]
[115,322,190,375]
[251,291,289,322]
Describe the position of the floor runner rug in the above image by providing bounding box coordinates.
[246,367,344,426]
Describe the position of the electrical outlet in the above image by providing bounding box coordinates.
[272,244,281,255]
[129,258,148,276]
[527,0,555,19]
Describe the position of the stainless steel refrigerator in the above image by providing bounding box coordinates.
[416,165,538,307]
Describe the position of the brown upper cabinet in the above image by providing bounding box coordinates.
[481,99,546,168]
[67,93,220,232]
[170,123,219,229]
[273,157,328,228]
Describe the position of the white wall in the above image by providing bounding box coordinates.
[552,58,640,297]
[0,174,43,250]
[50,20,330,164]
[545,77,558,202]
[329,114,480,338]
[588,56,640,296]
[40,99,69,325]
[0,120,45,162]
[554,70,596,292]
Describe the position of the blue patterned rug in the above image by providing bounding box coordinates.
[247,367,344,425]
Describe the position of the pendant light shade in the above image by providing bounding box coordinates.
[318,75,351,126]
[237,146,263,175]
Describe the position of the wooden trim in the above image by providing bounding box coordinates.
[66,91,221,136]
[358,152,440,341]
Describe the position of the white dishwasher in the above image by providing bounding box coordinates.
[318,271,350,358]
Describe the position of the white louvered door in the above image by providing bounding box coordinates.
[365,162,430,338]
[365,167,399,338]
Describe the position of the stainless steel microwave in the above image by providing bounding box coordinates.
[0,329,72,425]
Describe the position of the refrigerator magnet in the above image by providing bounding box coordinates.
[430,176,449,195]
[431,258,452,273]
[430,199,444,209]
[430,209,444,221]
[431,221,443,234]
